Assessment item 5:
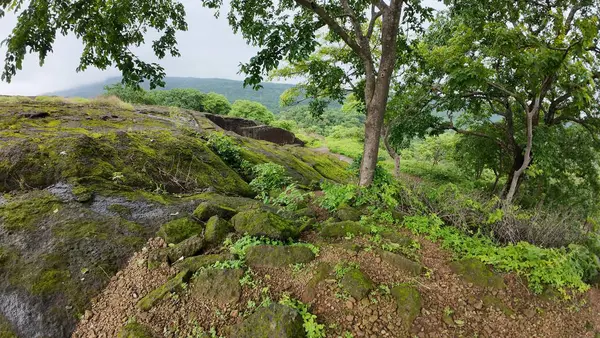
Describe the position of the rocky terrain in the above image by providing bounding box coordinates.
[0,96,599,338]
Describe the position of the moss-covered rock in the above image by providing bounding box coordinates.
[379,251,423,276]
[231,210,299,240]
[193,202,237,221]
[340,268,373,300]
[157,217,203,245]
[482,295,515,316]
[137,269,192,311]
[176,253,234,273]
[302,262,332,303]
[191,268,244,306]
[319,221,368,239]
[189,192,262,212]
[391,284,422,327]
[167,235,205,263]
[335,204,362,222]
[0,191,61,231]
[380,231,413,247]
[232,303,306,338]
[245,245,316,268]
[0,314,17,338]
[147,248,169,270]
[117,322,157,338]
[204,216,233,245]
[450,258,506,289]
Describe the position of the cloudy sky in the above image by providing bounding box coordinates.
[0,0,443,95]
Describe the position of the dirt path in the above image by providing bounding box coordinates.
[73,230,600,338]
[312,146,354,164]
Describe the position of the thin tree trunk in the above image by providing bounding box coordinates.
[358,0,404,186]
[382,126,401,177]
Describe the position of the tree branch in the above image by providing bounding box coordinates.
[366,5,382,40]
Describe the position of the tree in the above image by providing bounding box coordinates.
[229,100,275,124]
[203,92,231,115]
[403,1,600,204]
[0,0,430,186]
[147,88,205,111]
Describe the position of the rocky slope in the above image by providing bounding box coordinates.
[0,97,349,338]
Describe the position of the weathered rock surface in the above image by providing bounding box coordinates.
[175,253,234,273]
[231,303,306,338]
[245,245,315,268]
[450,258,506,289]
[204,216,234,245]
[167,235,205,263]
[340,269,373,300]
[157,217,203,245]
[335,204,362,222]
[391,284,422,327]
[117,322,157,338]
[191,268,244,306]
[203,114,304,146]
[137,270,192,311]
[193,202,237,222]
[320,221,368,238]
[231,210,299,240]
[379,251,423,276]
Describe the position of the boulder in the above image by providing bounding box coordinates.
[176,253,234,273]
[191,268,244,306]
[117,322,157,338]
[193,202,237,221]
[380,231,413,247]
[449,258,505,289]
[157,217,203,245]
[301,262,332,303]
[239,125,305,146]
[231,210,299,240]
[335,204,362,222]
[245,245,315,268]
[167,235,205,263]
[340,269,373,300]
[391,285,422,326]
[204,216,234,245]
[147,249,169,270]
[379,251,423,276]
[320,221,368,238]
[231,303,306,338]
[137,270,192,311]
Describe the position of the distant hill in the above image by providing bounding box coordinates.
[47,77,296,113]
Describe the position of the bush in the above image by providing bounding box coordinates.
[203,92,231,115]
[270,119,297,132]
[249,163,292,200]
[206,132,243,169]
[230,100,275,124]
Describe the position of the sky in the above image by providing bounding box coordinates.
[0,0,444,95]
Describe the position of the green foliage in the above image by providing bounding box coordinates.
[403,215,595,295]
[230,100,275,124]
[147,88,205,111]
[206,132,243,169]
[203,92,231,115]
[318,182,357,211]
[278,107,364,136]
[272,184,311,212]
[270,119,297,132]
[279,295,325,338]
[249,163,292,201]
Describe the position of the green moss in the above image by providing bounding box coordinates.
[157,217,203,244]
[0,191,60,231]
[193,202,237,221]
[231,209,299,240]
[391,284,422,326]
[31,269,71,295]
[118,322,156,338]
[232,303,305,338]
[176,253,234,273]
[340,268,373,300]
[108,204,132,216]
[450,258,506,289]
[319,220,368,238]
[245,245,316,268]
[137,269,192,311]
[204,216,233,245]
[482,295,515,316]
[0,314,17,338]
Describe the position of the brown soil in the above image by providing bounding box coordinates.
[73,230,600,338]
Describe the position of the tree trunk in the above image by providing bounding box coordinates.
[382,126,401,177]
[358,0,404,186]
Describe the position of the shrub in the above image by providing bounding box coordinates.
[203,92,231,115]
[229,100,275,124]
[270,119,297,131]
[272,184,311,211]
[206,132,243,169]
[249,163,292,200]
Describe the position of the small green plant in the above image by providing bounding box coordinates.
[318,181,357,211]
[246,300,256,309]
[207,132,243,169]
[291,263,305,274]
[249,162,292,201]
[333,262,359,279]
[272,183,310,211]
[334,291,350,300]
[239,270,256,288]
[279,295,325,338]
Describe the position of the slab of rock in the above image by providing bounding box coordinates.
[117,322,157,338]
[319,221,368,238]
[301,262,332,303]
[335,205,362,222]
[379,251,423,276]
[191,268,244,306]
[340,269,373,300]
[380,231,413,247]
[137,269,192,311]
[157,217,203,244]
[204,216,233,245]
[245,245,315,268]
[391,285,422,326]
[450,258,505,289]
[193,202,237,221]
[231,303,306,338]
[231,209,299,240]
[176,253,234,273]
[167,235,205,263]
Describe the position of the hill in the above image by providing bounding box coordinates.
[47,77,296,113]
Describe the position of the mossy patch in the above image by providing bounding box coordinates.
[231,209,299,240]
[117,321,157,338]
[391,284,422,327]
[167,235,205,263]
[379,250,423,276]
[157,217,203,244]
[138,269,193,311]
[0,314,17,338]
[482,295,515,316]
[190,268,244,306]
[176,253,234,273]
[193,202,237,221]
[340,268,373,300]
[232,303,305,338]
[245,245,316,268]
[450,258,506,289]
[319,220,368,239]
[0,191,61,231]
[204,216,233,245]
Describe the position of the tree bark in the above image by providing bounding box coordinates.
[382,125,401,177]
[358,0,403,186]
